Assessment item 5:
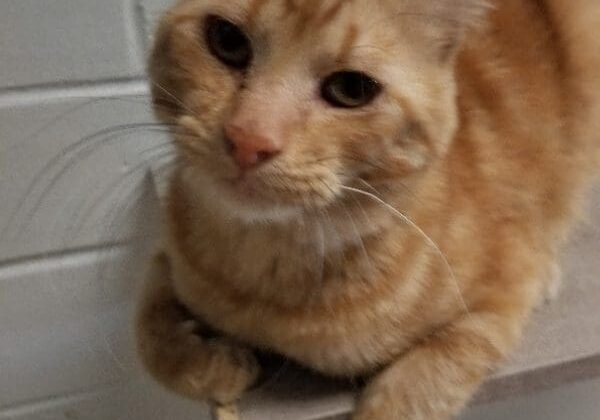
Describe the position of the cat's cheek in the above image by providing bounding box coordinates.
[369,140,430,177]
[393,147,430,173]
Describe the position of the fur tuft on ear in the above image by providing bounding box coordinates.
[410,0,494,61]
[447,0,493,26]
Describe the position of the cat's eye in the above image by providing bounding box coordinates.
[205,15,252,70]
[321,71,382,108]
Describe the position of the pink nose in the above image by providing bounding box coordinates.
[224,124,281,170]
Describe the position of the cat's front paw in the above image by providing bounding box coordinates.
[184,337,261,404]
[164,322,261,404]
[137,298,260,404]
[352,387,397,420]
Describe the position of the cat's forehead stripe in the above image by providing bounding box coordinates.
[248,0,270,26]
[315,0,349,28]
[337,23,359,63]
[244,0,357,42]
[275,0,353,33]
[290,0,322,36]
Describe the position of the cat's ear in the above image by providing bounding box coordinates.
[422,0,492,61]
[441,0,492,25]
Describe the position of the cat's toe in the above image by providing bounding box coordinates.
[205,341,261,404]
[177,340,260,405]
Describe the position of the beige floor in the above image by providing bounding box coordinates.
[463,378,600,420]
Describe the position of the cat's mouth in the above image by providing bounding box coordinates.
[205,168,338,223]
[209,175,304,223]
[223,175,266,201]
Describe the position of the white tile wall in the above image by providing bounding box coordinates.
[0,97,169,260]
[0,379,212,420]
[0,248,135,406]
[0,0,176,92]
[0,173,159,400]
[136,0,178,49]
[0,1,598,420]
[0,0,144,89]
[0,0,201,418]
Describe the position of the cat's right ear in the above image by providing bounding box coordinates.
[419,0,493,62]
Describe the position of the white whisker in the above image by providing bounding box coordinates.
[340,185,471,316]
[152,81,200,119]
[357,178,382,196]
[340,204,376,280]
[314,212,327,299]
[67,149,175,240]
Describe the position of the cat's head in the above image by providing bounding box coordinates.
[151,0,488,222]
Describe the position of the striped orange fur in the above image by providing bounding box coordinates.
[136,1,600,418]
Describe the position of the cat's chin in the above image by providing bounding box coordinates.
[188,170,304,225]
[217,186,304,225]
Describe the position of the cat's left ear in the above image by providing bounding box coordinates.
[425,0,492,61]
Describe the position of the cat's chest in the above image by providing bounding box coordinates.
[169,247,417,376]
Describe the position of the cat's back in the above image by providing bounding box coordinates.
[451,0,599,222]
[543,0,600,168]
[458,0,600,133]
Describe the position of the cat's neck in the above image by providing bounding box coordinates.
[164,167,441,306]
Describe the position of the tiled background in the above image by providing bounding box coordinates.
[0,1,598,420]
[0,1,209,418]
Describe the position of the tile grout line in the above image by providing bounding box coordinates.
[0,78,151,109]
[0,242,131,280]
[132,0,151,56]
[0,384,122,418]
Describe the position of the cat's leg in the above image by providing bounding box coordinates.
[136,253,260,404]
[353,295,535,420]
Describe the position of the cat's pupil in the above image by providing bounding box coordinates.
[217,24,243,51]
[205,16,252,70]
[321,71,382,109]
[342,73,366,99]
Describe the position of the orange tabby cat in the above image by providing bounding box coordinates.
[136,0,600,418]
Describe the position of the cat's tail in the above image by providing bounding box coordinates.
[545,0,600,171]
